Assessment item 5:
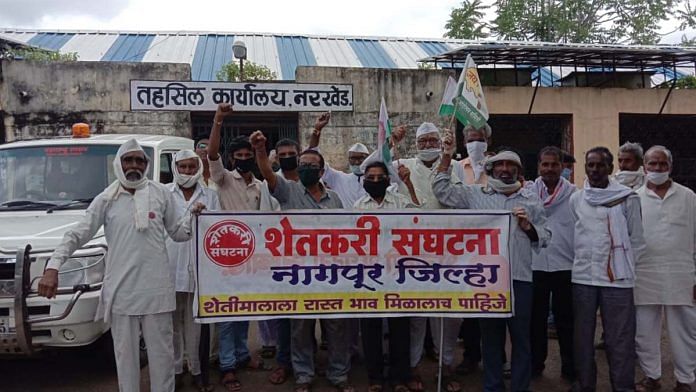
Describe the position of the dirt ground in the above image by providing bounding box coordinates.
[1,319,692,392]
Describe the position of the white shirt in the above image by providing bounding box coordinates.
[48,181,193,322]
[569,191,646,288]
[636,181,696,305]
[393,157,460,210]
[353,189,416,210]
[530,180,576,272]
[166,183,221,293]
[322,165,366,209]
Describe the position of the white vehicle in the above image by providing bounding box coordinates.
[0,132,193,355]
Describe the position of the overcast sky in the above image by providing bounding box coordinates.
[0,0,459,38]
[0,0,690,43]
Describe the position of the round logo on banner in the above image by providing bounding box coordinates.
[204,220,255,267]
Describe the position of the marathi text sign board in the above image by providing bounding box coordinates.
[195,211,512,323]
[130,80,353,112]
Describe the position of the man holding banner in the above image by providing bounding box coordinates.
[354,160,416,392]
[250,130,354,392]
[434,137,550,392]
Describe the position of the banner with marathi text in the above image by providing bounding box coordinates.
[195,210,512,322]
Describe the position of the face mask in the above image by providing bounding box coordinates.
[417,148,441,162]
[488,177,522,194]
[561,168,572,180]
[279,156,298,171]
[298,166,321,187]
[349,165,363,176]
[234,157,255,174]
[466,141,487,164]
[363,179,389,199]
[645,171,670,186]
[614,169,644,186]
[175,172,201,188]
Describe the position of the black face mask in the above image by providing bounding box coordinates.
[363,178,389,199]
[298,166,321,187]
[234,158,255,173]
[279,156,298,171]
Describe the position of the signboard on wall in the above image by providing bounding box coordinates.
[130,80,353,112]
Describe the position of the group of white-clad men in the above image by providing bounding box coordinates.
[37,102,695,392]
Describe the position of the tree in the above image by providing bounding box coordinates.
[216,61,276,82]
[445,0,696,45]
[444,0,490,39]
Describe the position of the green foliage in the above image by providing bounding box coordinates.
[1,47,79,61]
[418,62,437,69]
[216,60,276,82]
[657,74,696,88]
[445,0,696,44]
[445,0,490,39]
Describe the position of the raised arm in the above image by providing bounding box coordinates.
[208,103,233,161]
[250,130,277,191]
[308,112,331,149]
[398,163,420,206]
[432,130,472,209]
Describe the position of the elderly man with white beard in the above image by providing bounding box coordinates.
[37,139,205,392]
[634,146,696,392]
[433,131,550,392]
[166,150,221,390]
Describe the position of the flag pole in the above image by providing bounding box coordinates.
[437,318,445,392]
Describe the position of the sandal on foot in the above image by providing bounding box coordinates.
[268,366,290,385]
[393,385,410,392]
[334,381,355,392]
[407,376,424,392]
[221,371,241,392]
[294,382,312,392]
[367,384,383,392]
[260,345,277,359]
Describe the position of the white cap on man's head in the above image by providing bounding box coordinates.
[416,122,439,138]
[348,143,370,154]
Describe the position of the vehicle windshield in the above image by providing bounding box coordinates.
[0,144,154,208]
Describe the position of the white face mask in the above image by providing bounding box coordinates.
[417,148,441,162]
[645,171,670,186]
[614,169,644,186]
[349,164,363,176]
[466,141,487,164]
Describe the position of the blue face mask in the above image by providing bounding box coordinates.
[561,168,572,180]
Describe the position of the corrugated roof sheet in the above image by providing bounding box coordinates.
[27,32,74,51]
[101,34,155,62]
[275,36,317,80]
[348,39,397,68]
[2,29,693,84]
[191,34,236,81]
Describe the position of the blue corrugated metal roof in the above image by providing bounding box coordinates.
[27,32,74,51]
[275,36,317,80]
[191,34,236,81]
[418,41,450,57]
[532,67,560,87]
[101,34,155,62]
[348,39,397,68]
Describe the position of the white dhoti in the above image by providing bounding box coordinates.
[173,292,201,375]
[635,304,696,384]
[409,317,460,368]
[111,311,175,392]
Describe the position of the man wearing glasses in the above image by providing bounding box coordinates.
[250,130,354,392]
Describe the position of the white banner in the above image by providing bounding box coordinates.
[195,210,513,323]
[130,80,353,112]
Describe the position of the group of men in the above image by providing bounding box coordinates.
[37,102,695,392]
